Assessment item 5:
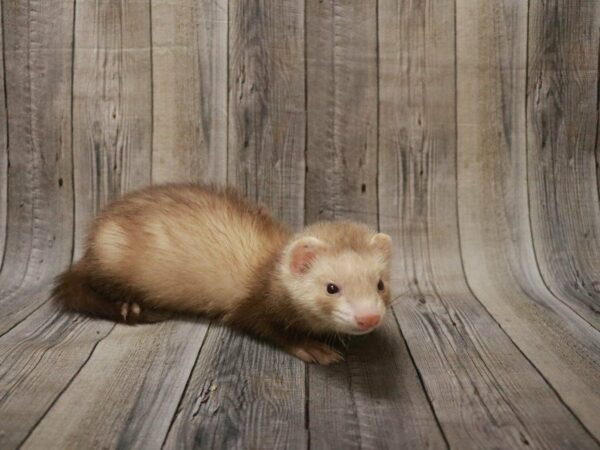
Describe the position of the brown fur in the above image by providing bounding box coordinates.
[53,183,391,364]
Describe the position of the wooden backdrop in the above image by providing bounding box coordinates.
[1,0,600,448]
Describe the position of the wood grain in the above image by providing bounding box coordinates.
[0,0,75,330]
[163,324,306,450]
[305,0,378,224]
[23,320,208,450]
[457,0,600,441]
[227,0,305,228]
[0,302,113,449]
[527,0,600,330]
[165,3,308,447]
[308,317,445,450]
[72,0,152,258]
[0,0,7,266]
[152,0,228,183]
[304,2,443,448]
[381,0,598,448]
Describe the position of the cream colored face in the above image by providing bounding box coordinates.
[288,249,391,335]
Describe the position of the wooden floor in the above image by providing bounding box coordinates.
[2,0,600,449]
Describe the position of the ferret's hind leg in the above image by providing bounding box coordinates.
[118,300,173,324]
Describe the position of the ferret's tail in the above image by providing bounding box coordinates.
[52,261,130,322]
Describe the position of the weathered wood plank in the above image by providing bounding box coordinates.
[526,0,600,330]
[457,0,600,441]
[227,0,305,227]
[304,2,443,448]
[151,0,228,183]
[22,320,208,450]
[309,317,445,450]
[20,3,215,450]
[163,324,306,450]
[72,0,152,258]
[0,0,75,328]
[0,302,114,449]
[0,0,7,265]
[381,0,598,448]
[163,2,308,447]
[305,0,378,224]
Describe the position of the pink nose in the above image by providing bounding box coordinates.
[355,314,381,330]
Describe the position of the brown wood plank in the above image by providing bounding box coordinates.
[457,0,600,441]
[163,324,306,449]
[22,320,207,450]
[227,0,305,227]
[305,0,378,224]
[0,0,75,324]
[0,302,114,449]
[305,1,444,448]
[72,0,152,258]
[526,0,600,330]
[151,0,228,183]
[381,0,598,448]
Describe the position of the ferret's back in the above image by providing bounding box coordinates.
[87,184,290,311]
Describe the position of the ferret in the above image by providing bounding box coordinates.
[53,184,392,364]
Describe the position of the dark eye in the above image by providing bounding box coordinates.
[377,279,385,291]
[326,283,339,294]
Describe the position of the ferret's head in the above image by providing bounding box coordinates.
[279,222,392,335]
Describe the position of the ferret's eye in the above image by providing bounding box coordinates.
[377,279,385,291]
[326,283,340,295]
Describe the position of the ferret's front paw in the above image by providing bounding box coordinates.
[290,341,344,365]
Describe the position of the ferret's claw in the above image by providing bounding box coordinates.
[120,303,129,321]
[119,302,142,323]
[290,341,344,365]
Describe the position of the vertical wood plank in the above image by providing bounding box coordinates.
[228,0,305,228]
[527,0,600,329]
[151,0,228,183]
[304,2,444,448]
[305,0,378,224]
[0,0,75,329]
[72,0,152,258]
[381,0,599,447]
[0,0,7,266]
[457,0,600,441]
[163,2,308,447]
[20,2,215,449]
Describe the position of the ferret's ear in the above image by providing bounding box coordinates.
[370,233,392,261]
[288,237,327,276]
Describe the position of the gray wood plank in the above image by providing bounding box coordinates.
[305,0,378,225]
[526,0,600,330]
[227,0,305,228]
[72,0,152,259]
[19,3,215,449]
[164,2,308,447]
[163,324,306,450]
[151,0,228,183]
[381,0,598,448]
[309,317,446,450]
[0,302,114,449]
[305,2,444,448]
[0,0,7,266]
[22,319,208,450]
[0,0,75,328]
[457,0,600,441]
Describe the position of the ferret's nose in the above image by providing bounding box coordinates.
[355,314,381,330]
